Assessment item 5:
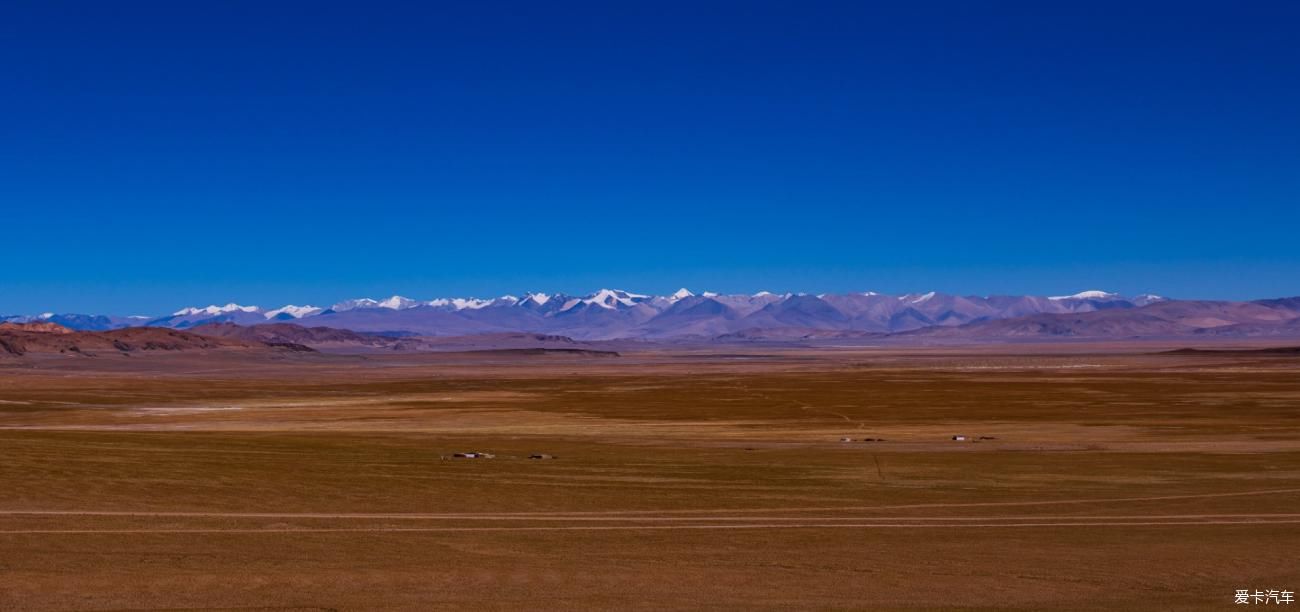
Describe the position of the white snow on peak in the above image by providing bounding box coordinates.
[752,291,774,297]
[559,298,583,312]
[426,297,492,310]
[581,289,647,309]
[1049,290,1119,301]
[586,289,625,309]
[497,295,519,303]
[670,288,694,301]
[333,296,417,311]
[521,293,551,306]
[908,292,937,304]
[173,303,260,316]
[701,291,719,298]
[330,298,379,312]
[454,298,492,310]
[861,291,880,297]
[264,305,322,319]
[377,295,418,310]
[38,312,54,319]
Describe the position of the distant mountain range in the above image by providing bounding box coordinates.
[5,289,1300,341]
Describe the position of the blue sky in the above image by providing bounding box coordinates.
[3,1,1298,314]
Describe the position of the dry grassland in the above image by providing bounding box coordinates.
[1,345,1298,610]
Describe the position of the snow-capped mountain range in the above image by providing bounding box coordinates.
[3,289,1191,339]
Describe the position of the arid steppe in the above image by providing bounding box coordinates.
[2,344,1299,610]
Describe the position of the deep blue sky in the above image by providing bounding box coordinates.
[3,1,1298,314]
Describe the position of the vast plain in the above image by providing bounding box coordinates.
[2,343,1299,611]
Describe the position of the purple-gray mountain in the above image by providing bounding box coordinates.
[7,289,1300,341]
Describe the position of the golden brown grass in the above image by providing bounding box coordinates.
[1,345,1298,610]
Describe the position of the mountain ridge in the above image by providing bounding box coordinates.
[8,290,1300,341]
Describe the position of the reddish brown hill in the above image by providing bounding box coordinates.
[1193,316,1300,337]
[0,321,74,334]
[191,322,394,349]
[0,327,310,358]
[191,323,594,353]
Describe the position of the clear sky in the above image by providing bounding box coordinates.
[3,1,1298,314]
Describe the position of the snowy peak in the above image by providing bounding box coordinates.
[577,289,649,310]
[331,296,419,311]
[330,298,379,312]
[426,297,493,310]
[173,303,260,316]
[1132,294,1168,306]
[670,288,694,301]
[456,298,493,310]
[1049,290,1120,301]
[377,295,418,309]
[520,293,551,306]
[265,305,322,319]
